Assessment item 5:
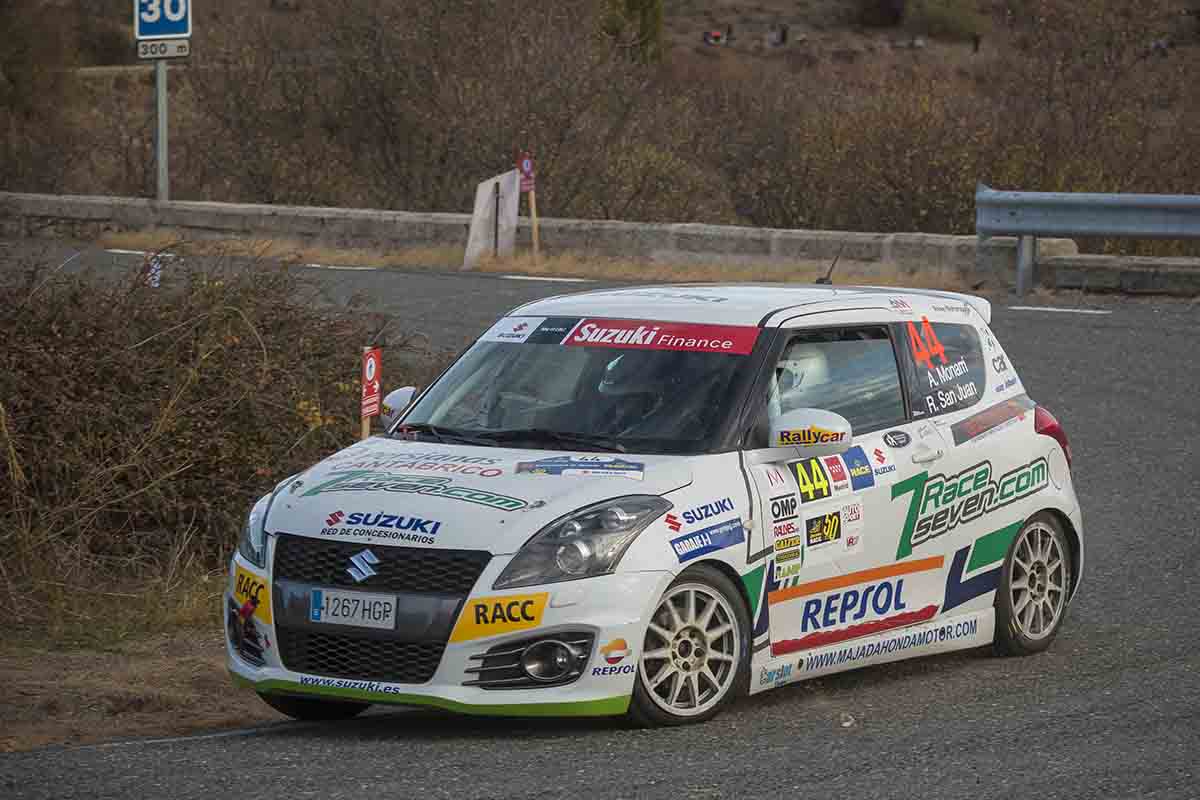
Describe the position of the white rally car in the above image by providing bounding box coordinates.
[226,285,1083,726]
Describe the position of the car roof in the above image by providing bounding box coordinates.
[509,284,992,327]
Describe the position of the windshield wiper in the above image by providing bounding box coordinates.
[477,428,628,453]
[392,423,496,447]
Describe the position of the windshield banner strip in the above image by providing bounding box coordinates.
[564,318,759,354]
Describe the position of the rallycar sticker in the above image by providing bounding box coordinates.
[767,556,944,656]
[234,564,272,624]
[777,426,848,447]
[514,455,645,480]
[450,593,550,642]
[564,318,760,355]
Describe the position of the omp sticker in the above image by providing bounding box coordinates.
[479,317,546,344]
[234,565,272,624]
[449,593,550,642]
[563,319,760,354]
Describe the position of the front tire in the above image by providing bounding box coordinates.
[994,513,1072,656]
[628,564,751,726]
[257,692,370,721]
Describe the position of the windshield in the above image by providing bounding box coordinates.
[399,316,762,454]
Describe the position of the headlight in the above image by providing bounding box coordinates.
[493,496,671,589]
[238,493,271,568]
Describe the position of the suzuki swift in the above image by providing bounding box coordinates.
[226,284,1083,726]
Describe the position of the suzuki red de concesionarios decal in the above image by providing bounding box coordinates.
[563,319,759,355]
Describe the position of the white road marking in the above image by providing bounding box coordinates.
[105,249,148,256]
[499,274,595,283]
[303,263,378,271]
[67,723,312,751]
[1007,306,1113,316]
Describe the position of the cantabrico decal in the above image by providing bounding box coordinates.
[891,458,1048,560]
[302,471,527,511]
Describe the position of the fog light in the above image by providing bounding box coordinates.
[520,640,575,682]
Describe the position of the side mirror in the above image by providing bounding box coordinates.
[746,408,854,465]
[380,386,417,430]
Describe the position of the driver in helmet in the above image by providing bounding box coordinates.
[767,343,831,421]
[595,351,728,438]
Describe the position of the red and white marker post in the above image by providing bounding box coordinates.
[360,346,382,439]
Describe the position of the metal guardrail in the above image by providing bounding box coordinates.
[975,183,1200,295]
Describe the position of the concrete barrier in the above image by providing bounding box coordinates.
[0,191,1084,287]
[1043,254,1200,295]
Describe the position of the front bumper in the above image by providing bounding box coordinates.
[225,548,671,717]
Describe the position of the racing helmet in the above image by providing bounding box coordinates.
[598,352,673,397]
[775,343,830,398]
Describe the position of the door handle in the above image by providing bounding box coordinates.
[911,448,944,464]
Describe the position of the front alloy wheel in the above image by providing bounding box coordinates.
[629,565,750,726]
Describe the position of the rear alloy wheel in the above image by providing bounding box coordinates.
[994,513,1072,656]
[629,565,750,726]
[257,692,370,721]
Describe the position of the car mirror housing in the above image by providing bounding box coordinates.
[380,386,417,430]
[747,408,854,463]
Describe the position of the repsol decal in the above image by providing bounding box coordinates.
[449,593,549,642]
[892,458,1048,559]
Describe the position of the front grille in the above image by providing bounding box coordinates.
[464,632,595,690]
[273,534,490,594]
[278,628,445,684]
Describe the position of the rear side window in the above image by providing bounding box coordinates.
[897,319,986,419]
[768,327,906,434]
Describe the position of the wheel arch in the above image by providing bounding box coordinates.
[686,558,756,621]
[1036,507,1082,600]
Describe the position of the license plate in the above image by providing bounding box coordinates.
[309,588,397,630]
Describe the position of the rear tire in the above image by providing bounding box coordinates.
[994,513,1072,656]
[257,691,370,721]
[627,564,751,727]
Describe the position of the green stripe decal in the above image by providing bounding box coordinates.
[967,520,1023,573]
[236,674,630,717]
[741,565,765,618]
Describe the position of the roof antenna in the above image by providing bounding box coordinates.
[815,242,844,285]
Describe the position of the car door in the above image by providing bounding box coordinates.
[747,323,949,661]
[891,310,1044,617]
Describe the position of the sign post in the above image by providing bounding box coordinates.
[517,152,539,265]
[360,347,382,440]
[135,0,192,203]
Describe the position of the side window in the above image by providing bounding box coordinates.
[897,319,986,419]
[767,327,906,435]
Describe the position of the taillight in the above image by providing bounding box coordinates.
[1035,406,1072,471]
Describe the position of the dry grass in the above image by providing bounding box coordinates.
[0,624,280,752]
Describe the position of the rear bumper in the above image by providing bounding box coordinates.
[225,549,671,717]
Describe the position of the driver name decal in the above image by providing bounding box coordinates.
[564,319,759,355]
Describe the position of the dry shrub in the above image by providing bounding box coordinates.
[0,252,446,635]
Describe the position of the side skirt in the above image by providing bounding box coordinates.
[749,608,994,694]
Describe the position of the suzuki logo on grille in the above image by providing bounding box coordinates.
[346,549,380,583]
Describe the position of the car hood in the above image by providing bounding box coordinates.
[264,437,693,554]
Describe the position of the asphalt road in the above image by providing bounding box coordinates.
[2,240,1199,799]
